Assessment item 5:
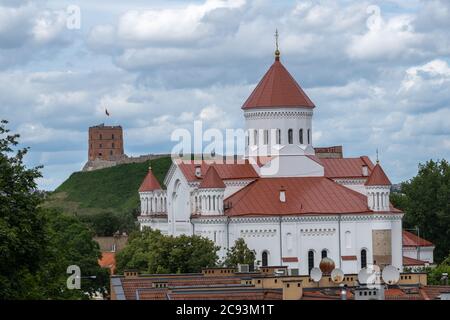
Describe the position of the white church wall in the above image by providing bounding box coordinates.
[223,180,255,198]
[228,218,282,267]
[260,155,324,178]
[244,107,313,148]
[166,166,192,236]
[333,179,367,195]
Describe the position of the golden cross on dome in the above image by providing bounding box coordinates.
[274,29,280,59]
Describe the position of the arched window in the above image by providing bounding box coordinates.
[253,130,258,145]
[299,129,303,144]
[263,130,269,145]
[308,250,314,274]
[361,249,367,269]
[262,251,268,267]
[276,129,281,144]
[288,129,293,144]
[307,129,311,144]
[321,249,327,259]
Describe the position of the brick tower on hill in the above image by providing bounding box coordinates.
[88,124,124,161]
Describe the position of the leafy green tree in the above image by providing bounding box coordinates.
[391,160,450,263]
[0,120,108,299]
[223,238,256,267]
[0,120,47,299]
[426,255,450,285]
[116,228,219,274]
[38,209,110,299]
[79,210,137,236]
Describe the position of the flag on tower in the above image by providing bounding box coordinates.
[105,108,110,116]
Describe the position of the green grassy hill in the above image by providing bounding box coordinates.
[43,157,172,216]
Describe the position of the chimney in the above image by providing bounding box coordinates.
[279,186,286,203]
[362,165,369,177]
[195,165,201,178]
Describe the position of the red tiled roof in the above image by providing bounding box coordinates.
[282,257,299,263]
[365,163,391,186]
[168,289,282,300]
[320,156,375,179]
[225,177,373,216]
[341,255,357,261]
[199,166,225,189]
[403,256,428,266]
[98,252,116,274]
[242,58,315,109]
[139,168,162,192]
[177,160,259,182]
[420,286,450,300]
[403,230,434,247]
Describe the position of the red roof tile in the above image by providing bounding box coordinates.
[199,166,225,189]
[403,256,428,266]
[320,157,375,178]
[420,286,450,300]
[242,58,315,109]
[225,177,373,216]
[177,160,259,182]
[365,163,391,186]
[139,168,162,192]
[403,230,434,247]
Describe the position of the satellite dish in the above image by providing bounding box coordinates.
[331,268,345,283]
[358,267,376,285]
[310,267,322,282]
[382,265,400,285]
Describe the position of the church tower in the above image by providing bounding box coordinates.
[243,31,323,177]
[365,162,392,211]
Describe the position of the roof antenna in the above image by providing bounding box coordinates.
[274,29,280,61]
[376,148,379,164]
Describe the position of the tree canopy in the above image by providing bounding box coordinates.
[116,228,219,274]
[391,159,450,263]
[0,120,108,299]
[223,238,256,268]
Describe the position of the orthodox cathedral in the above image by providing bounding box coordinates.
[137,45,408,276]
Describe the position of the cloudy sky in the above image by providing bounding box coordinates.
[1,0,449,190]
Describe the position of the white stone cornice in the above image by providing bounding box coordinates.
[244,110,313,120]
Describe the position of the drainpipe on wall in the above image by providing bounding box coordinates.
[279,216,283,266]
[338,214,342,269]
[226,216,230,250]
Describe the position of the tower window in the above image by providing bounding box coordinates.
[308,250,314,274]
[99,134,102,140]
[99,143,102,148]
[361,249,367,269]
[288,129,293,144]
[112,142,115,148]
[276,129,281,144]
[321,249,327,259]
[110,150,113,156]
[263,130,269,145]
[112,134,115,140]
[299,129,303,144]
[307,129,311,144]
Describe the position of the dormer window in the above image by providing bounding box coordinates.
[307,129,311,144]
[288,129,293,144]
[276,129,281,144]
[299,129,303,144]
